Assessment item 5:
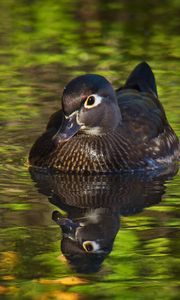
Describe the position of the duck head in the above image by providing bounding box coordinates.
[55,74,122,142]
[52,208,119,273]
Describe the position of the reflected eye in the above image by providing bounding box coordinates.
[84,94,102,109]
[82,241,100,252]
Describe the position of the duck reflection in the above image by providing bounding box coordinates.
[30,165,178,273]
[52,207,119,273]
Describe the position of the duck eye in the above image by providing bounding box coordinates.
[85,96,95,107]
[84,94,102,109]
[82,241,100,252]
[83,241,94,252]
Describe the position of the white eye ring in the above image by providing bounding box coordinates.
[84,94,102,109]
[82,241,100,252]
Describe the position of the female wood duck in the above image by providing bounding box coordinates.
[29,62,179,173]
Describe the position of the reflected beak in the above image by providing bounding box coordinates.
[52,211,79,234]
[53,113,81,143]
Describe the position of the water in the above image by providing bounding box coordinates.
[0,0,180,299]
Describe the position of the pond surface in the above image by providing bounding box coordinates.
[0,0,180,299]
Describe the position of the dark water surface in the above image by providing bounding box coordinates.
[0,0,180,299]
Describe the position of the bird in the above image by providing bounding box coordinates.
[29,62,179,174]
[29,166,178,274]
[52,208,119,274]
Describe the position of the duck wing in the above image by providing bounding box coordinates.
[46,109,64,130]
[29,109,63,165]
[123,61,158,97]
[116,62,168,142]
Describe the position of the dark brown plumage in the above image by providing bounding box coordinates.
[29,166,178,273]
[29,62,179,173]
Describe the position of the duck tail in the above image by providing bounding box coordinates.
[124,62,158,97]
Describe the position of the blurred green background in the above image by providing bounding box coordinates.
[0,0,179,299]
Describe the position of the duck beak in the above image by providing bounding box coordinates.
[53,113,81,143]
[52,211,79,235]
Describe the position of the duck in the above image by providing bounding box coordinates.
[29,166,178,273]
[29,62,179,173]
[52,208,119,274]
